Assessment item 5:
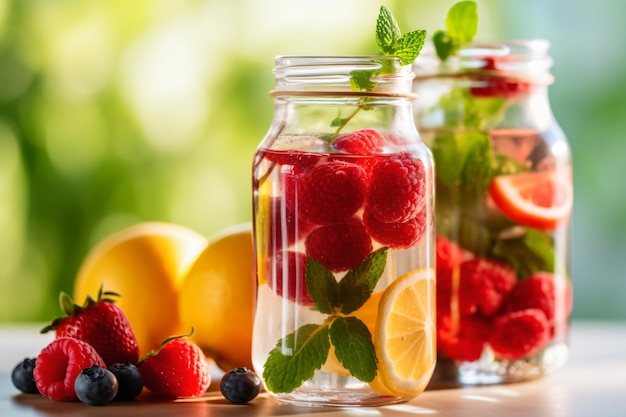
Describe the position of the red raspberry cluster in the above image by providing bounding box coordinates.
[436,236,572,362]
[264,129,428,304]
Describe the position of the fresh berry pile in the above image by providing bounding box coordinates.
[436,236,572,362]
[261,129,428,303]
[12,286,267,406]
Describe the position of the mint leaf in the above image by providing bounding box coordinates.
[329,317,377,382]
[306,257,339,315]
[432,30,455,61]
[376,6,401,54]
[434,0,478,61]
[337,247,388,314]
[393,30,427,65]
[329,6,426,139]
[492,229,555,279]
[446,1,478,42]
[263,323,330,394]
[350,69,378,92]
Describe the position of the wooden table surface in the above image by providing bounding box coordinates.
[1,321,625,417]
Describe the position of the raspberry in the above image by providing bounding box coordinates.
[363,206,426,249]
[366,153,426,223]
[437,313,489,362]
[458,257,517,317]
[436,236,466,281]
[267,250,314,306]
[503,272,573,335]
[267,197,314,254]
[296,161,368,225]
[261,149,321,169]
[331,128,386,154]
[34,337,106,401]
[489,308,550,360]
[469,57,531,99]
[435,236,467,311]
[305,218,373,272]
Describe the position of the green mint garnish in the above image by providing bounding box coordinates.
[326,6,426,140]
[376,6,426,66]
[263,247,388,394]
[263,323,331,394]
[329,317,377,382]
[433,0,478,61]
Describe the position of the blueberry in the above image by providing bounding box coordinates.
[11,358,39,394]
[220,367,261,404]
[74,365,119,406]
[108,363,143,401]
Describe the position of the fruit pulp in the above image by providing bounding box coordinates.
[252,143,435,405]
[423,126,572,385]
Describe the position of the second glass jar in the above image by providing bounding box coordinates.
[413,40,573,385]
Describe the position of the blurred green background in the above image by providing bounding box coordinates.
[0,0,624,322]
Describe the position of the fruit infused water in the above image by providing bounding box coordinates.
[413,40,573,384]
[252,54,435,406]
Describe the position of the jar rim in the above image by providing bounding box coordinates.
[413,39,555,85]
[272,55,415,98]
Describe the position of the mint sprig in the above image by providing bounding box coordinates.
[376,6,426,66]
[262,247,388,394]
[433,1,478,61]
[326,6,426,140]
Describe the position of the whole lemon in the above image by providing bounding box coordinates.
[73,222,208,356]
[179,223,255,371]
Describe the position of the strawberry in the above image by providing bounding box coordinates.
[139,334,211,398]
[41,287,139,366]
[365,153,426,224]
[304,217,373,272]
[34,337,106,401]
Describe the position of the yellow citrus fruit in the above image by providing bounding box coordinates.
[178,223,255,371]
[73,222,208,357]
[321,290,383,376]
[369,268,436,398]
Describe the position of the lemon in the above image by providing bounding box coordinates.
[369,268,436,398]
[73,222,208,356]
[178,223,255,371]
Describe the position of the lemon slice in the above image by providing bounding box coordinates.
[370,268,436,397]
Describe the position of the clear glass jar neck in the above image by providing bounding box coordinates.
[272,56,416,99]
[413,40,558,131]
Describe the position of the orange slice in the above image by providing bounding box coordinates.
[489,170,573,231]
[369,268,436,397]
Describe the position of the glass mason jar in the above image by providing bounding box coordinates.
[251,56,436,406]
[413,40,573,385]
